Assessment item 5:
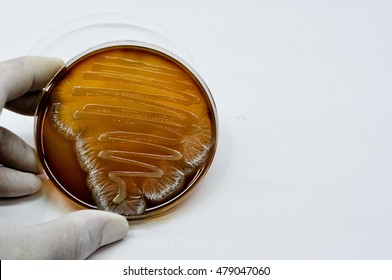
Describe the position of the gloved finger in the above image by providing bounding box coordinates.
[0,210,129,259]
[0,167,41,197]
[0,56,63,114]
[5,90,43,116]
[0,126,42,174]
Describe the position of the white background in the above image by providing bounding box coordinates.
[1,0,392,259]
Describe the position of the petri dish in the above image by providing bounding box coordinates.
[35,41,217,220]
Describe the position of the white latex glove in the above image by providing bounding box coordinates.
[0,57,129,259]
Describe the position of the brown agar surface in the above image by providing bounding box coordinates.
[36,43,217,220]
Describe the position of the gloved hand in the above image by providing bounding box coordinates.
[0,57,128,259]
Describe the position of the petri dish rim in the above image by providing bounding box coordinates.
[35,41,218,220]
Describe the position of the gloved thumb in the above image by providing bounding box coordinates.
[0,210,129,259]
